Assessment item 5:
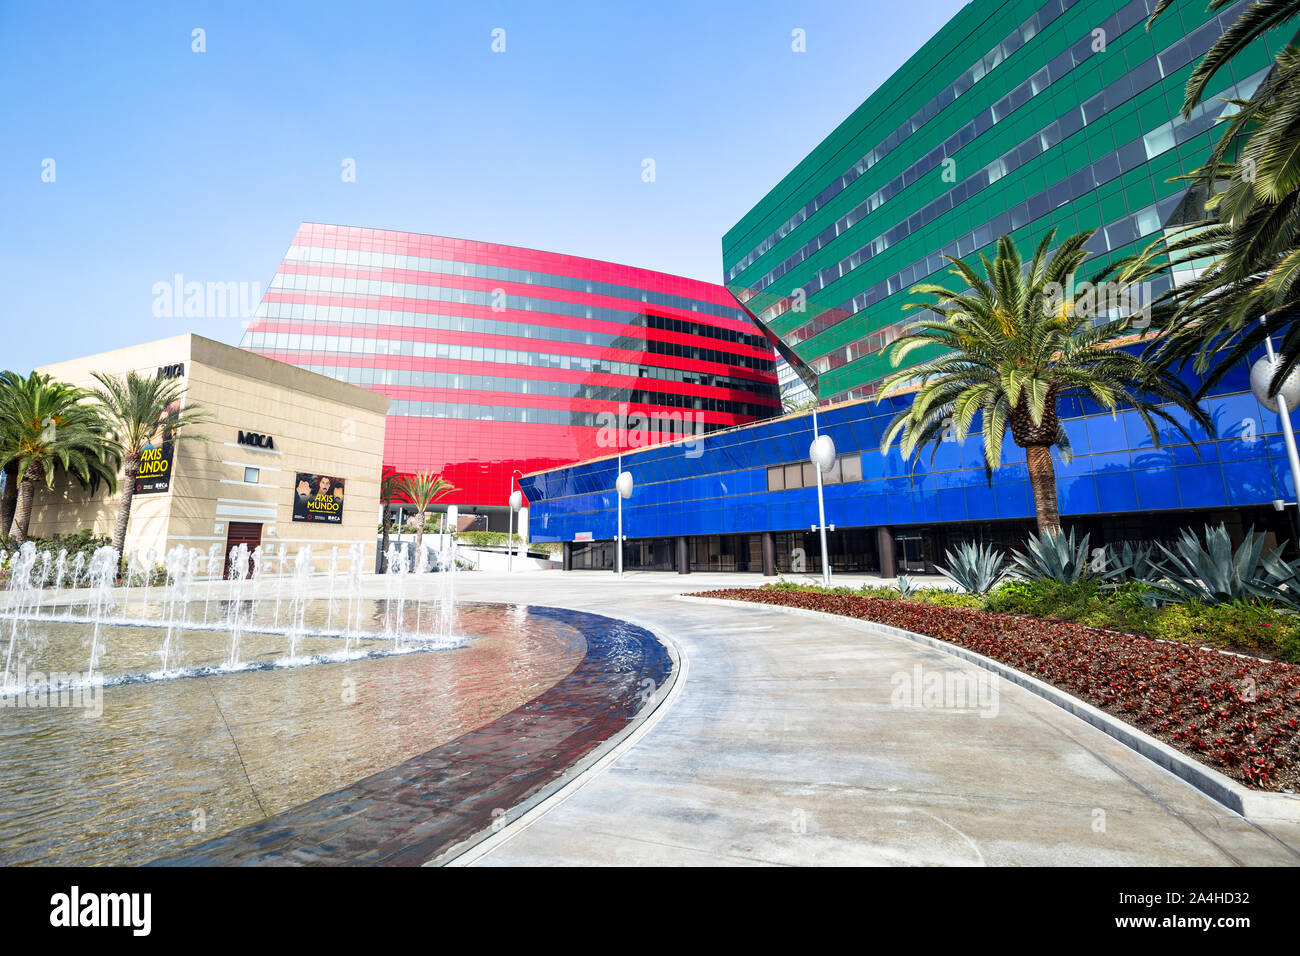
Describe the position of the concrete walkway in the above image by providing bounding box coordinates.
[439,569,1300,866]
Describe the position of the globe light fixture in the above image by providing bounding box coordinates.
[1251,319,1300,543]
[809,412,835,587]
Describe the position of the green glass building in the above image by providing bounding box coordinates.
[723,0,1280,402]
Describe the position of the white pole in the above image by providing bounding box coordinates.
[813,407,831,587]
[1263,329,1300,525]
[616,453,623,578]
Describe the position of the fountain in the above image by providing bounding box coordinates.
[0,530,467,697]
[85,545,119,680]
[283,545,314,662]
[203,543,221,624]
[155,545,191,674]
[325,546,339,629]
[2,543,37,689]
[225,543,250,668]
[345,542,364,646]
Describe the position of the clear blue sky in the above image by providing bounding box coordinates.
[0,0,968,372]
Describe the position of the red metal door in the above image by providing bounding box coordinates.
[223,522,262,577]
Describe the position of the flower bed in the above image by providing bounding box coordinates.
[691,587,1300,792]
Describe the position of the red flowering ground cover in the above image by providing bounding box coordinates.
[692,587,1300,792]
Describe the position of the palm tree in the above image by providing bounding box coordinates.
[1127,1,1300,395]
[0,461,18,538]
[1148,0,1299,118]
[378,469,402,572]
[89,371,210,557]
[878,230,1212,534]
[782,395,817,415]
[0,371,119,542]
[392,471,456,566]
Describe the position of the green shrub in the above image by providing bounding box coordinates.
[908,588,982,608]
[456,530,524,550]
[0,529,111,564]
[1148,601,1300,659]
[983,578,1095,617]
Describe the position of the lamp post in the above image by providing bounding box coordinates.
[445,504,458,570]
[809,407,836,587]
[508,486,523,572]
[1251,318,1300,544]
[615,455,634,578]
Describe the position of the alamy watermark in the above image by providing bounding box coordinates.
[890,664,999,718]
[0,666,103,718]
[1043,277,1153,329]
[151,274,262,320]
[595,402,705,458]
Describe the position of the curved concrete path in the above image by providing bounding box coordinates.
[440,570,1300,866]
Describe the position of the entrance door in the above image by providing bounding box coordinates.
[224,522,262,577]
[895,533,926,574]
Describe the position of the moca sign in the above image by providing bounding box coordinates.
[237,430,275,450]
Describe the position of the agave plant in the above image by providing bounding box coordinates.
[895,574,917,599]
[936,541,1009,595]
[1100,541,1164,587]
[1012,528,1093,584]
[1261,548,1300,612]
[1151,523,1280,605]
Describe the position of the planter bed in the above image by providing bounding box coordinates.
[691,587,1300,793]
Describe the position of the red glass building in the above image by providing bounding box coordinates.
[239,223,780,512]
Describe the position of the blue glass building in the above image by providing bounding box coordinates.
[521,357,1300,574]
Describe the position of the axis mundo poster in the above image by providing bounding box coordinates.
[292,473,344,523]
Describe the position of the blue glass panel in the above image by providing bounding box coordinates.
[1133,466,1172,511]
[1271,457,1297,500]
[937,487,967,522]
[964,483,998,520]
[1222,459,1277,505]
[1095,471,1137,512]
[1058,475,1098,515]
[1061,417,1090,455]
[881,447,912,478]
[912,492,940,522]
[865,493,892,525]
[1123,409,1161,450]
[1086,414,1129,453]
[994,480,1031,518]
[1088,451,1132,475]
[1174,463,1226,509]
[1131,448,1172,471]
[1057,395,1084,418]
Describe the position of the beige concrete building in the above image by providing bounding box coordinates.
[29,334,388,573]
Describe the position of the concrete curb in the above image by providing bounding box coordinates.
[432,610,687,866]
[679,594,1300,824]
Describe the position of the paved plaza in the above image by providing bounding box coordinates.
[410,568,1300,866]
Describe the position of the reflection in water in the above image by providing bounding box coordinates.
[0,601,585,866]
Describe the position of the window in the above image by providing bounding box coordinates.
[767,466,785,492]
[244,467,259,484]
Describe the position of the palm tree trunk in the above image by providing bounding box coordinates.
[413,510,425,566]
[379,507,391,573]
[1024,445,1061,534]
[10,475,37,544]
[0,461,18,539]
[111,458,140,556]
